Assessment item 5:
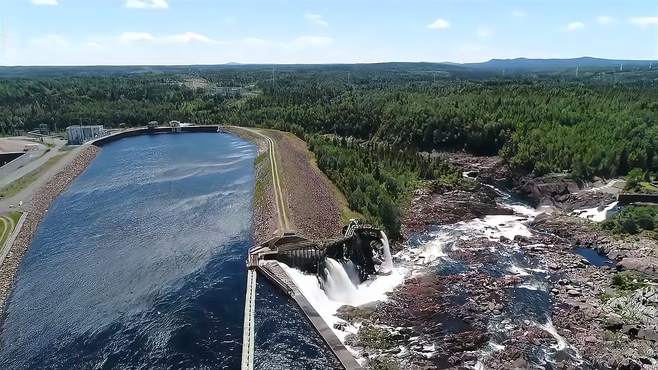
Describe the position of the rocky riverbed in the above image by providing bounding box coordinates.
[0,145,100,319]
[337,163,657,369]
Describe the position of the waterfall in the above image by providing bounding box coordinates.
[379,231,394,275]
[322,258,359,304]
[343,260,362,286]
[574,201,618,222]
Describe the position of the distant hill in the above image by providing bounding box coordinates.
[0,57,656,78]
[461,57,657,72]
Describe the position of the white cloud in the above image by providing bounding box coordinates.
[31,34,70,48]
[476,26,494,38]
[242,37,268,46]
[119,32,155,43]
[31,0,58,5]
[165,32,220,44]
[565,21,585,31]
[124,0,168,9]
[596,16,616,25]
[292,36,333,48]
[118,32,219,45]
[305,13,328,27]
[428,18,450,30]
[629,16,658,27]
[83,41,103,50]
[511,10,526,17]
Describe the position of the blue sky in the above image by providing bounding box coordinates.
[1,0,657,65]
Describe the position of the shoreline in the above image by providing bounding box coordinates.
[0,145,101,320]
[221,126,277,245]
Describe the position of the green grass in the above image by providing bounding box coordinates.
[253,153,269,207]
[612,271,647,292]
[639,181,658,194]
[0,212,22,246]
[0,153,67,199]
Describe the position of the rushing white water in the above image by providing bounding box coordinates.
[410,213,535,265]
[379,231,394,275]
[284,180,600,366]
[322,258,361,303]
[537,319,569,351]
[282,259,405,347]
[573,201,618,222]
[411,183,586,367]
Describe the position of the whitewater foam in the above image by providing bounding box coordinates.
[379,232,394,275]
[573,201,618,222]
[281,259,406,343]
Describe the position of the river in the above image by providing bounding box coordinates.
[0,133,336,369]
[281,182,585,368]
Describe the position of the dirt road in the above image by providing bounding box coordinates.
[236,127,290,232]
[0,144,81,214]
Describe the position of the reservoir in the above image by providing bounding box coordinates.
[0,133,336,369]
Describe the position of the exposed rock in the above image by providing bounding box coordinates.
[513,173,582,207]
[402,185,513,237]
[618,257,658,279]
[336,302,378,322]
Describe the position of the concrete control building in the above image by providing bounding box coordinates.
[66,125,105,145]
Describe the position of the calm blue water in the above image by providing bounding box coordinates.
[0,133,337,369]
[574,246,615,267]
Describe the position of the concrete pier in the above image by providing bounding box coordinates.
[240,269,257,370]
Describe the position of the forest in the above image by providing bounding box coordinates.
[307,135,464,238]
[2,65,656,179]
[1,64,657,235]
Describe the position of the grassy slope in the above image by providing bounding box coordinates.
[0,153,68,199]
[0,212,22,246]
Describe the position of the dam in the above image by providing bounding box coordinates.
[0,127,395,369]
[0,131,341,369]
[244,221,392,370]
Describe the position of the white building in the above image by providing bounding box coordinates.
[66,125,105,145]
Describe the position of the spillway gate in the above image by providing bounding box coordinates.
[242,221,388,370]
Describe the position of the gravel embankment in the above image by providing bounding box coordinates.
[0,145,100,318]
[229,127,342,243]
[268,130,342,240]
[252,151,277,245]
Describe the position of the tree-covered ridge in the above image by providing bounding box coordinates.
[239,79,658,178]
[307,135,463,238]
[1,66,657,181]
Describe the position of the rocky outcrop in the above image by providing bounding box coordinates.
[514,173,581,206]
[618,258,658,279]
[402,185,513,237]
[513,173,617,211]
[432,152,511,186]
